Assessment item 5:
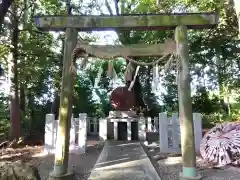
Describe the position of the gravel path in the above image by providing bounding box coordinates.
[156,156,240,180]
[142,143,240,180]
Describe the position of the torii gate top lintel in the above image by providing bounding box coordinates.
[34,12,219,32]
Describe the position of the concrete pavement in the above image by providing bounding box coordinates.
[88,141,161,180]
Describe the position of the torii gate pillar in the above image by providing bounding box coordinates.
[175,26,202,180]
[49,28,77,178]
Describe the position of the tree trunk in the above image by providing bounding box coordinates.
[19,0,29,119]
[28,90,34,126]
[216,50,231,117]
[20,85,25,112]
[0,0,14,27]
[9,3,21,138]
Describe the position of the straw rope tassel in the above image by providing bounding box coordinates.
[153,65,159,79]
[152,64,160,90]
[124,62,134,82]
[112,67,117,79]
[107,60,114,78]
[80,55,88,70]
[94,67,103,88]
[164,54,174,73]
[69,62,76,74]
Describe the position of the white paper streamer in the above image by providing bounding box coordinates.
[109,68,119,88]
[152,64,160,92]
[128,66,140,91]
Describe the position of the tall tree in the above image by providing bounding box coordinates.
[9,1,21,138]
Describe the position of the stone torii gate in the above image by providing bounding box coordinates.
[34,12,218,180]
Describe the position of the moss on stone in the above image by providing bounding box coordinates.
[175,26,188,43]
[149,14,212,27]
[101,14,214,27]
[35,13,218,31]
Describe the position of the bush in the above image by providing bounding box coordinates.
[231,103,240,121]
[202,113,224,128]
[0,118,10,139]
[0,93,10,139]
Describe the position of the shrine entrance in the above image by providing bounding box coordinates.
[118,122,127,140]
[131,122,138,140]
[108,87,142,141]
[115,121,139,140]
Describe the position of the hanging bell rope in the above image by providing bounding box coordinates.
[128,65,140,91]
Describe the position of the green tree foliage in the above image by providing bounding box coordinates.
[0,93,10,138]
[73,73,96,116]
[0,0,239,140]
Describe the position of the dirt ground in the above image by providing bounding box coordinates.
[0,139,104,180]
[3,138,240,180]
